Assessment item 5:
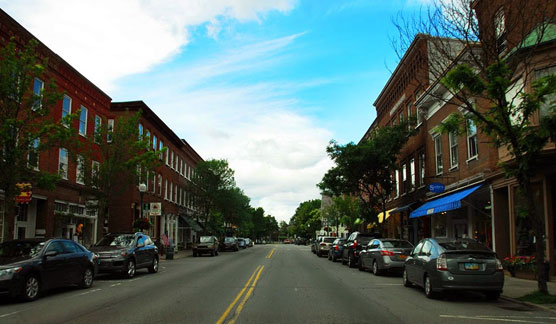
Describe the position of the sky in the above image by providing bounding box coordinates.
[1,0,429,223]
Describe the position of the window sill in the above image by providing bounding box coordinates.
[466,155,478,164]
[449,165,458,171]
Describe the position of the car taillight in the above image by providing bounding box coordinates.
[380,250,395,256]
[335,245,339,251]
[496,259,504,271]
[437,253,448,271]
[353,240,357,250]
[320,243,326,246]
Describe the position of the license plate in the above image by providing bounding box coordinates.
[464,262,480,270]
[399,255,407,260]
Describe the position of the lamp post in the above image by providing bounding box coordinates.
[139,183,147,221]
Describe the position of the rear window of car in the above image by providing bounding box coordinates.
[438,241,490,251]
[382,240,413,248]
[200,236,214,243]
[324,238,335,243]
[359,237,373,245]
[224,237,235,243]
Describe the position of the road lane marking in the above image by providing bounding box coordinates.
[0,311,21,318]
[216,265,262,324]
[266,249,275,259]
[228,265,264,324]
[440,315,548,323]
[75,288,101,296]
[110,283,122,287]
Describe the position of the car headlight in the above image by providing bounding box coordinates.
[0,267,23,281]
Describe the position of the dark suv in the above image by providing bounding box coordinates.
[341,232,378,268]
[90,233,158,278]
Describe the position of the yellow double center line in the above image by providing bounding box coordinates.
[266,248,275,259]
[216,265,265,324]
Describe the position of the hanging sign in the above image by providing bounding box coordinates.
[15,183,32,204]
[149,202,162,216]
[428,182,445,193]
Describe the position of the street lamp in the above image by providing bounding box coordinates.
[139,183,147,220]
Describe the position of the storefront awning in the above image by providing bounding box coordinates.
[389,202,418,214]
[378,208,395,223]
[180,216,202,232]
[409,184,482,219]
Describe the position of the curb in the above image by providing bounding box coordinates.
[500,295,556,314]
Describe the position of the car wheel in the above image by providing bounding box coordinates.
[372,260,381,276]
[193,251,198,257]
[332,253,336,262]
[348,255,355,268]
[342,254,347,265]
[328,252,332,260]
[358,258,364,271]
[403,269,412,287]
[80,267,94,288]
[424,275,438,299]
[21,274,40,301]
[148,256,159,273]
[125,259,136,279]
[485,291,500,300]
[215,250,219,256]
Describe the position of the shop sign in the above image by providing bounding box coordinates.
[150,202,162,216]
[15,183,32,204]
[428,182,445,193]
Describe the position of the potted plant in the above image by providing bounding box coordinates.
[133,218,152,232]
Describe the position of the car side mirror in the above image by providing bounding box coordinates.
[44,250,58,258]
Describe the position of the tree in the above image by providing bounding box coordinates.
[79,110,160,237]
[0,39,79,241]
[321,195,360,234]
[318,122,414,228]
[289,199,321,239]
[393,0,556,293]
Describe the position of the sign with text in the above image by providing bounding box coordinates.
[150,202,162,216]
[15,183,32,204]
[428,183,445,193]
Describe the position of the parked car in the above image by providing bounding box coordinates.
[0,238,98,301]
[244,238,253,247]
[359,239,413,275]
[316,237,336,257]
[328,238,346,262]
[221,237,239,251]
[238,238,247,249]
[90,233,158,279]
[193,236,219,257]
[295,238,307,245]
[403,238,504,299]
[311,235,324,254]
[341,232,378,268]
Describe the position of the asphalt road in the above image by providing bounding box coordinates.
[0,244,555,324]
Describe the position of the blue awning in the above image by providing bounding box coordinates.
[410,184,482,218]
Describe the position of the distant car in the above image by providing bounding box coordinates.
[403,238,504,299]
[244,238,253,247]
[328,238,346,262]
[341,232,378,268]
[0,238,98,301]
[311,235,324,254]
[238,238,247,249]
[316,237,336,257]
[295,238,307,245]
[90,233,158,279]
[359,239,413,275]
[283,239,291,244]
[221,237,239,251]
[193,236,219,257]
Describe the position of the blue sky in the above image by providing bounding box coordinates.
[1,0,427,222]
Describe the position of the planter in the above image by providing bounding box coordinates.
[514,269,537,280]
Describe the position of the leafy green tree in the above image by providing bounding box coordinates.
[79,110,160,237]
[321,195,360,234]
[289,199,321,238]
[318,122,414,228]
[0,39,79,241]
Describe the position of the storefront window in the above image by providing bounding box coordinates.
[432,214,447,237]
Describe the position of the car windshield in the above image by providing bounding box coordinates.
[224,237,235,243]
[438,240,490,251]
[95,234,135,247]
[200,236,214,243]
[0,241,45,258]
[382,240,413,248]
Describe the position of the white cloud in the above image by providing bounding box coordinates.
[1,0,295,91]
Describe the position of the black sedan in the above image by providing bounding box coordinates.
[403,238,504,299]
[0,238,98,301]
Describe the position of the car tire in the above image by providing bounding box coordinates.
[148,256,159,273]
[125,259,136,279]
[332,253,336,262]
[424,275,438,299]
[210,251,215,257]
[342,254,347,265]
[215,250,219,256]
[358,258,364,271]
[328,252,332,260]
[372,260,381,276]
[21,274,40,302]
[348,255,355,268]
[485,291,500,300]
[403,269,412,287]
[80,267,94,288]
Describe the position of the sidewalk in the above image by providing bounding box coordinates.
[159,249,192,261]
[502,274,556,312]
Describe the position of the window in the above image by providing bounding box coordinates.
[59,148,68,179]
[407,103,412,128]
[399,111,404,125]
[392,171,398,198]
[76,155,85,184]
[434,134,443,174]
[158,174,162,196]
[94,115,102,143]
[166,147,169,165]
[151,173,156,193]
[506,78,524,125]
[152,135,157,151]
[79,106,88,136]
[467,119,478,159]
[159,140,164,160]
[92,161,100,183]
[494,8,506,53]
[449,131,458,168]
[535,66,556,119]
[28,138,40,170]
[107,119,114,143]
[171,151,174,169]
[409,158,415,191]
[418,151,425,187]
[165,180,168,200]
[145,171,149,191]
[174,184,178,203]
[416,107,423,127]
[62,95,72,126]
[419,240,433,256]
[145,130,151,147]
[138,123,143,139]
[32,78,43,110]
[169,182,173,202]
[402,163,407,194]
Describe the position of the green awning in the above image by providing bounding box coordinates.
[180,216,202,232]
